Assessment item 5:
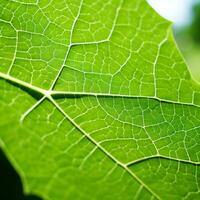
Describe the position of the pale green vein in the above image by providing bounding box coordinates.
[49,95,161,200]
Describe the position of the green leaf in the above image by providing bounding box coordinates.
[0,0,200,199]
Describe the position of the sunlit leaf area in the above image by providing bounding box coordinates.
[0,1,200,199]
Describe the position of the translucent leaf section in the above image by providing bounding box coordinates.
[0,0,200,200]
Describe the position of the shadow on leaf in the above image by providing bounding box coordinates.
[0,149,42,200]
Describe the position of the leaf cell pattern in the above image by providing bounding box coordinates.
[0,0,200,199]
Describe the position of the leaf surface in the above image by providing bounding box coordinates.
[0,0,200,199]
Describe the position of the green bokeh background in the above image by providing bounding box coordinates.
[174,2,200,82]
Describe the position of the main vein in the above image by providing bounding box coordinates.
[0,71,199,110]
[49,96,161,199]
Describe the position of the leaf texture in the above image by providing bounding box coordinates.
[0,0,200,199]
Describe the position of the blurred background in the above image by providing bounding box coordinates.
[148,0,200,83]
